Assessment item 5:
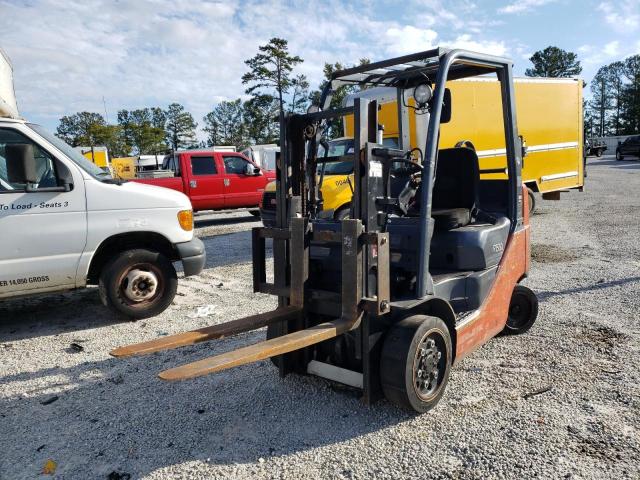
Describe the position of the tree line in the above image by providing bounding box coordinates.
[55,42,640,157]
[588,56,640,137]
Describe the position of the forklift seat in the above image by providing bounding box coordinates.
[431,147,479,231]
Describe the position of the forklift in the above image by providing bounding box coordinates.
[112,48,539,413]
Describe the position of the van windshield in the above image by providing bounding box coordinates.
[28,123,110,179]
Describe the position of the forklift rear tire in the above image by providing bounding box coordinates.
[503,285,538,335]
[99,249,178,320]
[527,188,537,215]
[380,315,452,413]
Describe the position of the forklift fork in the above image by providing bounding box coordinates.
[110,217,389,382]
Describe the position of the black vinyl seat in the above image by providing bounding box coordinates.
[431,147,479,231]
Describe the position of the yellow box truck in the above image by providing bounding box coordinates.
[345,77,584,210]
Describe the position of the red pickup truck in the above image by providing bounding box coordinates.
[133,150,276,212]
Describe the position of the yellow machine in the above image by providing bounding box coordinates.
[261,77,583,220]
[111,157,137,179]
[80,146,110,169]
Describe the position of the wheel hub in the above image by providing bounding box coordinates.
[415,337,442,398]
[123,269,158,302]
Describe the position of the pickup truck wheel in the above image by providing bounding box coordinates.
[380,315,452,413]
[616,150,623,161]
[99,249,178,320]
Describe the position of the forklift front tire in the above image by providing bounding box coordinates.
[503,285,538,335]
[99,249,178,320]
[380,315,452,413]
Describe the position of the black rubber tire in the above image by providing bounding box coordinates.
[334,205,351,221]
[380,315,452,413]
[595,149,602,157]
[249,209,261,217]
[527,187,537,215]
[616,150,624,161]
[503,285,538,335]
[99,249,178,320]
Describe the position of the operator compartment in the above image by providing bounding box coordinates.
[386,146,511,311]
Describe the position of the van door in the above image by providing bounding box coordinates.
[184,153,224,211]
[221,154,265,208]
[0,125,87,297]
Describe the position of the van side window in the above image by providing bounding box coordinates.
[191,156,217,175]
[0,128,60,192]
[223,155,250,174]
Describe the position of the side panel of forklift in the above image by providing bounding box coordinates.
[112,48,539,414]
[345,77,584,196]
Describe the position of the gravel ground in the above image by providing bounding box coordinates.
[0,155,638,479]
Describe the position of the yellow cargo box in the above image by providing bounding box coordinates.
[79,146,110,169]
[345,77,584,197]
[111,157,137,179]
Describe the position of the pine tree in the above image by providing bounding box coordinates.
[525,46,582,78]
[242,38,303,117]
[164,103,197,150]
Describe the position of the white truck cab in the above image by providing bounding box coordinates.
[0,50,205,319]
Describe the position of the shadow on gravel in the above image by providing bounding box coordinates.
[531,244,578,263]
[591,159,640,169]
[0,288,128,341]
[0,335,408,478]
[537,276,640,302]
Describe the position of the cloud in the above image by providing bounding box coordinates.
[603,41,620,57]
[498,0,556,14]
[597,1,640,31]
[578,41,630,67]
[442,35,508,57]
[384,26,438,56]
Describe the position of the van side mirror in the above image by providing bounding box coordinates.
[6,144,38,184]
[440,88,452,124]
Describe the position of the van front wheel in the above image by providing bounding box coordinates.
[99,249,178,319]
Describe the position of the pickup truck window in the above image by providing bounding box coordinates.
[223,155,250,174]
[0,128,61,192]
[163,154,181,175]
[191,156,217,175]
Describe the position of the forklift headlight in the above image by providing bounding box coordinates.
[177,209,194,231]
[413,83,433,107]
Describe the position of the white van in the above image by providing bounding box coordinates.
[0,50,205,319]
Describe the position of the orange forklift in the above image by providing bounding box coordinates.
[112,48,539,413]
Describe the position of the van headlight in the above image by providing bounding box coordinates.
[177,209,194,231]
